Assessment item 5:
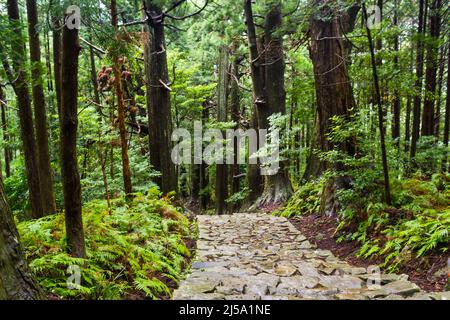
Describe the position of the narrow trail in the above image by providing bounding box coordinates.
[173,213,449,300]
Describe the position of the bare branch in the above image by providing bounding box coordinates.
[165,0,209,21]
[164,0,188,15]
[80,37,106,54]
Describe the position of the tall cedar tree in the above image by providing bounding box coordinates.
[215,46,229,215]
[4,0,44,218]
[60,16,85,258]
[410,0,428,160]
[421,0,442,136]
[243,0,263,203]
[144,0,177,194]
[308,0,357,214]
[26,0,56,214]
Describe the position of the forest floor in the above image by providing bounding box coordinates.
[173,213,450,300]
[290,214,449,292]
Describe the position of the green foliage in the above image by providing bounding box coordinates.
[274,180,323,218]
[18,190,192,300]
[336,174,450,272]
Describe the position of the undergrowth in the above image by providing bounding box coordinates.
[275,173,450,272]
[18,187,192,300]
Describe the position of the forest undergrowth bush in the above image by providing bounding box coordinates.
[276,114,450,272]
[17,187,192,300]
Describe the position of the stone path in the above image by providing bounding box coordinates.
[173,213,449,300]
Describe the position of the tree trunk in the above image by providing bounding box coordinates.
[111,0,133,197]
[230,53,242,205]
[215,46,229,215]
[391,0,401,148]
[26,0,56,214]
[0,87,11,177]
[434,46,446,138]
[60,20,85,258]
[0,177,43,299]
[200,101,210,210]
[243,0,263,203]
[363,3,392,205]
[256,4,293,207]
[443,45,450,172]
[52,14,62,118]
[404,96,412,153]
[89,40,111,211]
[308,0,356,214]
[246,106,263,204]
[4,0,44,219]
[144,2,176,194]
[410,0,428,160]
[421,0,442,137]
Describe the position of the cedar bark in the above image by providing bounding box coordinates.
[243,0,263,202]
[0,177,43,299]
[111,0,133,196]
[0,86,11,177]
[215,46,229,215]
[200,101,210,210]
[443,46,450,171]
[257,4,293,207]
[5,0,44,219]
[434,46,446,138]
[144,1,176,194]
[391,0,401,147]
[308,0,356,214]
[410,0,428,159]
[26,0,56,214]
[52,15,62,118]
[230,54,242,201]
[421,0,442,137]
[60,20,85,258]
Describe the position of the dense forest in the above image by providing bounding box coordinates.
[0,0,449,301]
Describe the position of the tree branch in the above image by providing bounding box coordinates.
[165,0,209,21]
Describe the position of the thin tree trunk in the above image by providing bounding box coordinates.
[215,46,229,215]
[410,0,428,160]
[421,0,442,137]
[111,0,133,197]
[243,0,263,203]
[26,0,56,214]
[60,19,85,258]
[434,46,446,138]
[404,96,412,153]
[200,101,210,210]
[391,0,401,148]
[363,3,392,205]
[89,40,111,212]
[4,0,43,219]
[442,45,450,172]
[52,13,62,118]
[0,87,11,177]
[230,53,242,205]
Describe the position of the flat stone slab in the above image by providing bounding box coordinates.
[172,213,448,300]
